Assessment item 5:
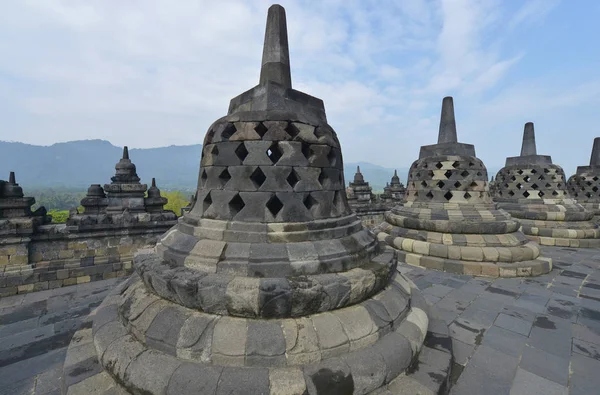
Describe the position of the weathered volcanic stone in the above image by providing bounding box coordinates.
[63,4,447,395]
[377,97,552,278]
[568,137,600,220]
[493,123,600,248]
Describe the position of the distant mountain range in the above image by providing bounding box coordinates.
[0,140,406,192]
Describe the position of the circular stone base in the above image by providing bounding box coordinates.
[62,274,453,395]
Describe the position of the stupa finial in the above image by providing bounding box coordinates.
[520,122,537,156]
[151,177,156,187]
[438,96,457,144]
[357,166,361,174]
[123,146,129,160]
[394,169,398,177]
[590,137,600,167]
[9,171,15,184]
[259,4,292,88]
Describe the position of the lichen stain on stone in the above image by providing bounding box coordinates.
[533,316,556,329]
[311,368,354,395]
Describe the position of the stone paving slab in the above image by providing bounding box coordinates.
[1,246,600,393]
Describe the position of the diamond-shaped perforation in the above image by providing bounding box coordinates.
[511,176,517,181]
[303,194,317,210]
[460,170,469,178]
[524,175,530,182]
[468,162,475,167]
[318,170,327,186]
[538,191,545,197]
[531,169,537,174]
[421,180,428,187]
[267,195,284,216]
[593,186,599,192]
[221,124,237,141]
[287,170,300,188]
[594,176,599,181]
[508,190,515,196]
[301,142,311,160]
[517,169,524,175]
[516,183,522,189]
[200,169,208,187]
[267,143,283,164]
[470,181,478,187]
[426,191,434,199]
[444,191,453,200]
[211,145,219,156]
[454,181,461,188]
[437,180,445,188]
[235,143,248,161]
[452,161,460,168]
[327,149,337,167]
[544,168,550,174]
[531,183,538,189]
[428,170,435,178]
[445,170,453,178]
[435,162,443,169]
[464,192,472,200]
[284,123,300,139]
[552,190,559,196]
[254,123,268,138]
[250,167,266,188]
[523,191,530,198]
[229,193,245,216]
[219,168,231,187]
[203,191,212,212]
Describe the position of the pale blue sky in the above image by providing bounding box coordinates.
[0,0,599,176]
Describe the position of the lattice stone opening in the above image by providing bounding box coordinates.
[200,170,208,187]
[508,191,515,196]
[516,183,523,189]
[469,162,475,167]
[464,192,472,199]
[524,175,530,182]
[222,124,237,141]
[460,170,469,177]
[254,123,268,138]
[266,195,283,216]
[544,168,550,174]
[531,183,538,189]
[421,180,428,187]
[301,142,311,160]
[303,194,317,210]
[203,192,212,212]
[426,191,434,199]
[437,181,445,188]
[211,145,219,156]
[219,168,231,187]
[539,191,545,197]
[428,170,435,178]
[594,176,599,181]
[452,161,460,168]
[454,181,461,188]
[327,149,337,167]
[587,192,593,198]
[552,190,559,196]
[435,162,443,169]
[285,123,300,138]
[318,170,327,186]
[250,167,266,188]
[287,170,300,188]
[235,143,249,161]
[511,176,517,181]
[229,193,245,216]
[444,191,453,200]
[593,186,599,192]
[267,143,283,164]
[470,181,478,187]
[531,169,537,174]
[517,170,524,175]
[523,191,530,198]
[445,170,453,178]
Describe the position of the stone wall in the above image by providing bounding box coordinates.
[0,223,172,296]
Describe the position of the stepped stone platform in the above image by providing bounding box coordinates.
[59,5,452,394]
[493,123,600,248]
[2,246,600,395]
[377,98,551,278]
[568,137,600,220]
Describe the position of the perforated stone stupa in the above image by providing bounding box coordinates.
[62,5,452,394]
[567,137,600,220]
[377,97,552,277]
[494,123,600,247]
[347,166,375,211]
[0,171,50,236]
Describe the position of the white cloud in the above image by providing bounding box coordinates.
[0,0,594,177]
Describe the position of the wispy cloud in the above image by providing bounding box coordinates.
[1,0,597,178]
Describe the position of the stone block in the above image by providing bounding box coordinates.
[212,316,248,366]
[167,362,222,395]
[245,320,286,366]
[312,313,349,358]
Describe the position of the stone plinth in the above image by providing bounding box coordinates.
[63,5,452,394]
[377,98,552,278]
[493,123,600,248]
[567,137,600,220]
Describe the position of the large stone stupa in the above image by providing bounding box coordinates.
[493,123,600,247]
[377,97,552,278]
[62,5,452,394]
[567,137,600,220]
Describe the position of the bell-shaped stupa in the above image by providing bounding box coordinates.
[567,137,600,220]
[62,5,452,394]
[494,123,600,247]
[377,98,552,277]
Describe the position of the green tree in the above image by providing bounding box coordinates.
[48,209,70,223]
[162,191,191,216]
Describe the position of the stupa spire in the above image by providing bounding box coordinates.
[259,4,291,88]
[438,96,457,144]
[122,146,129,160]
[520,122,537,156]
[590,137,600,166]
[9,171,15,184]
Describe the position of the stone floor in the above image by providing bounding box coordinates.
[0,247,600,394]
